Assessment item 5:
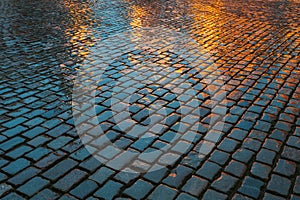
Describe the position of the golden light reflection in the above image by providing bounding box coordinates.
[124,0,299,80]
[188,0,224,52]
[125,0,225,75]
[62,1,96,60]
[126,0,187,74]
[129,5,148,28]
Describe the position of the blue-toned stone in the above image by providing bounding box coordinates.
[256,148,276,165]
[242,138,262,152]
[196,161,221,180]
[70,180,98,199]
[31,189,59,200]
[114,168,139,184]
[232,148,254,164]
[148,184,177,200]
[54,169,87,191]
[182,176,208,196]
[209,150,230,166]
[250,162,271,180]
[0,137,25,151]
[202,189,227,200]
[23,127,47,139]
[2,192,25,200]
[8,167,41,186]
[211,173,238,193]
[3,125,27,137]
[79,156,102,172]
[267,174,291,196]
[35,151,66,169]
[70,147,91,161]
[163,165,193,188]
[238,176,264,198]
[7,145,32,159]
[24,117,44,127]
[236,120,254,131]
[274,159,296,177]
[47,136,73,150]
[225,160,247,177]
[94,180,123,199]
[17,177,49,197]
[27,136,51,147]
[42,118,62,129]
[144,164,168,183]
[228,129,248,141]
[3,117,27,128]
[89,167,115,185]
[0,172,7,182]
[42,159,77,181]
[2,158,30,175]
[218,138,239,153]
[25,147,50,161]
[46,124,72,137]
[123,180,153,199]
[176,193,198,200]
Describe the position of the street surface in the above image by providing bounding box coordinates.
[0,0,299,199]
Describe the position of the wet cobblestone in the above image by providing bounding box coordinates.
[0,0,300,199]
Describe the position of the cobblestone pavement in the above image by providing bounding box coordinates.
[1,0,300,199]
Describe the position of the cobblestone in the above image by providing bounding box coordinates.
[202,189,228,200]
[70,180,98,199]
[250,162,272,180]
[1,0,300,199]
[123,179,154,199]
[2,158,30,175]
[256,148,277,165]
[0,137,25,151]
[282,146,300,162]
[274,159,297,177]
[7,145,32,159]
[2,193,25,200]
[238,176,264,199]
[163,165,193,188]
[225,160,247,178]
[42,159,77,181]
[54,169,87,192]
[8,167,41,186]
[211,173,239,193]
[294,176,300,194]
[176,193,198,200]
[209,150,230,166]
[94,180,123,199]
[144,164,168,183]
[182,176,208,196]
[17,177,49,197]
[31,189,59,200]
[263,193,286,200]
[89,167,115,185]
[148,184,178,200]
[267,174,292,196]
[114,169,138,184]
[196,161,221,180]
[0,184,12,197]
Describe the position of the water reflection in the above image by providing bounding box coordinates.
[118,0,300,103]
[62,0,96,61]
[0,0,69,65]
[0,0,100,109]
[0,0,299,189]
[1,0,298,69]
[126,0,190,28]
[124,0,299,67]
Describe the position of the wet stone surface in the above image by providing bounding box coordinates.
[0,0,300,199]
